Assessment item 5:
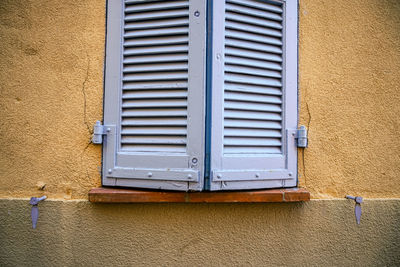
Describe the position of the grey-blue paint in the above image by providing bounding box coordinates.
[204,0,213,190]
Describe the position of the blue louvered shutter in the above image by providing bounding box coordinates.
[102,0,206,191]
[210,0,298,190]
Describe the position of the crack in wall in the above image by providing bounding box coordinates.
[82,51,92,137]
[80,141,91,158]
[80,51,94,182]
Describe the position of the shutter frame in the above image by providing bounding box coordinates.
[209,0,298,190]
[102,0,207,191]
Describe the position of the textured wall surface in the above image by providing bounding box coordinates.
[1,199,400,266]
[298,0,400,198]
[0,0,104,199]
[0,0,400,199]
[1,0,400,265]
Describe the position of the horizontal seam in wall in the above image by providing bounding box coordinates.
[1,198,400,202]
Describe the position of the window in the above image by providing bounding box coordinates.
[101,0,298,192]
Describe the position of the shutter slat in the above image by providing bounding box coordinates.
[225,64,281,78]
[224,110,282,121]
[224,128,282,138]
[225,82,282,96]
[125,1,189,13]
[225,73,281,87]
[121,136,186,145]
[122,109,187,117]
[125,0,184,4]
[225,20,282,38]
[122,99,187,108]
[122,118,187,126]
[223,146,282,154]
[124,62,188,73]
[225,91,282,104]
[123,81,188,90]
[124,45,188,56]
[225,29,282,46]
[124,27,188,38]
[121,145,186,153]
[124,54,188,64]
[125,0,185,4]
[122,126,187,136]
[225,100,281,113]
[225,46,282,62]
[226,0,283,14]
[124,36,188,47]
[123,72,188,82]
[225,54,282,71]
[123,90,187,99]
[224,119,282,129]
[226,11,282,30]
[224,137,282,146]
[125,17,189,30]
[125,9,188,22]
[226,38,282,55]
[225,2,282,21]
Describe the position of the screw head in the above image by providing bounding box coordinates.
[107,128,111,132]
[191,158,198,164]
[147,172,153,177]
[288,172,293,177]
[188,174,193,179]
[108,169,112,174]
[216,174,222,179]
[255,173,260,178]
[194,10,200,17]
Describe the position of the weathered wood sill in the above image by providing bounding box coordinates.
[89,187,310,203]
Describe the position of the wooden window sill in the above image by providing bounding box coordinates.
[89,187,310,203]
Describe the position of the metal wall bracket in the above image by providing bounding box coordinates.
[30,196,47,229]
[346,195,363,225]
[296,125,308,148]
[92,121,112,144]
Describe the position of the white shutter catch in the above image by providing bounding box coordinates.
[92,121,114,144]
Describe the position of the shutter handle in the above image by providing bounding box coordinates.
[346,195,363,224]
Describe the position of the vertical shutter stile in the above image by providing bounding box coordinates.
[102,0,206,191]
[210,0,298,190]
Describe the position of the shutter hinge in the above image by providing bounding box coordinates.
[92,121,110,144]
[296,125,308,148]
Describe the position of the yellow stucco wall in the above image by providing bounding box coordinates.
[1,0,399,199]
[0,0,105,199]
[298,0,400,198]
[1,1,400,266]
